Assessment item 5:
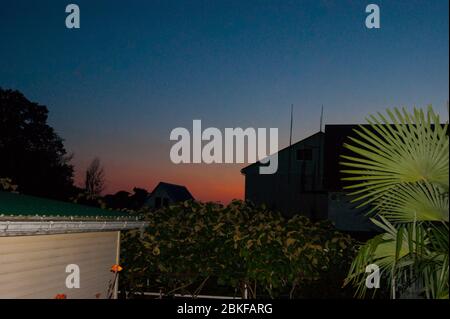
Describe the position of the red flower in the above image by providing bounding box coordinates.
[110,264,123,273]
[54,294,67,299]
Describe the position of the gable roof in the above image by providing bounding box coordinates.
[240,131,325,174]
[0,191,137,221]
[151,182,194,202]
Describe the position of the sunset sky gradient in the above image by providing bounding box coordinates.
[0,0,448,203]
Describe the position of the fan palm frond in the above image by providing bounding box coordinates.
[341,106,449,299]
[376,182,449,223]
[340,107,448,210]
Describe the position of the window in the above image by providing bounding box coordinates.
[296,148,312,161]
[163,198,169,207]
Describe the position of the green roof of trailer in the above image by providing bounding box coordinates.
[0,191,136,220]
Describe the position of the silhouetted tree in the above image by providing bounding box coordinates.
[129,187,150,209]
[85,157,105,197]
[104,191,131,209]
[103,187,150,210]
[0,88,75,199]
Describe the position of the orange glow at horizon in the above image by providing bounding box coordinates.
[74,160,246,204]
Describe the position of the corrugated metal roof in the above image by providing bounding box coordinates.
[0,191,136,220]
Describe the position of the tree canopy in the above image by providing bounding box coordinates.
[0,88,75,199]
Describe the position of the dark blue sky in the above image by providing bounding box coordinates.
[0,0,448,201]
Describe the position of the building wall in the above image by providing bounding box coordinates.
[0,231,119,299]
[146,188,171,208]
[327,192,375,232]
[244,133,326,218]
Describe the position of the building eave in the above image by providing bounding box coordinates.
[0,220,149,237]
[241,131,325,174]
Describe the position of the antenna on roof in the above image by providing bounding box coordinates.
[289,104,294,147]
[288,104,294,184]
[320,105,324,132]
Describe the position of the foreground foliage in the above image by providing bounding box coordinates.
[341,106,449,299]
[121,200,356,298]
[0,177,18,193]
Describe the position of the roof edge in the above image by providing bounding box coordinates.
[241,131,324,173]
[0,220,149,237]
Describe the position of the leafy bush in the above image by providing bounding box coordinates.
[120,200,356,298]
[0,177,18,193]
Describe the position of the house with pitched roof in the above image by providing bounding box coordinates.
[145,182,194,209]
[241,125,375,233]
[241,131,327,219]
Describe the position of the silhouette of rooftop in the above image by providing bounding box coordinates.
[151,182,194,202]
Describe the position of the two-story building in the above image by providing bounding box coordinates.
[241,125,375,232]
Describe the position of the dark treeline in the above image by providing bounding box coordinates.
[0,88,149,210]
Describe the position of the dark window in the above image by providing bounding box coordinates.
[155,197,162,208]
[163,198,170,207]
[296,148,312,161]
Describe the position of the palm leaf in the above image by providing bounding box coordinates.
[341,106,449,299]
[340,107,449,211]
[376,182,449,222]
